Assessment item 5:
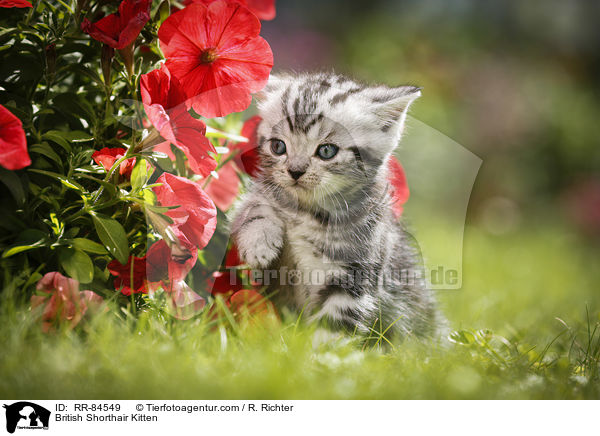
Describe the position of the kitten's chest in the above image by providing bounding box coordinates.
[279,219,345,308]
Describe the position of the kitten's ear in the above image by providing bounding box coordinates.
[368,85,421,133]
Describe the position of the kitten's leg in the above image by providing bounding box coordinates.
[310,274,374,336]
[231,195,284,269]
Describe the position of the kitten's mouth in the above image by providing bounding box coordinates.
[289,180,309,190]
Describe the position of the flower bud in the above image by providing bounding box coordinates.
[118,42,135,79]
[101,44,114,86]
[45,43,56,78]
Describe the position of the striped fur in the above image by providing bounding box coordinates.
[231,72,443,340]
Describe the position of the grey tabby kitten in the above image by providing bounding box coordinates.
[231,72,442,339]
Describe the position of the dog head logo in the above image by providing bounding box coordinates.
[3,402,50,433]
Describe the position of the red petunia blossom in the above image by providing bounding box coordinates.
[158,1,273,118]
[81,0,151,49]
[231,115,261,177]
[168,280,206,320]
[140,65,217,177]
[146,238,197,288]
[188,0,276,21]
[92,147,136,179]
[208,270,243,297]
[204,161,240,211]
[207,243,260,297]
[146,239,204,320]
[210,289,278,324]
[388,156,410,219]
[31,272,104,332]
[0,0,32,7]
[228,289,276,318]
[153,173,217,249]
[107,255,148,295]
[225,243,242,267]
[0,104,30,170]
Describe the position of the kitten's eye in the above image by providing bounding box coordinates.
[316,143,339,160]
[270,139,287,155]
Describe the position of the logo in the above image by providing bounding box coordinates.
[3,402,50,434]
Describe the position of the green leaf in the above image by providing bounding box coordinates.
[142,188,156,206]
[28,169,86,192]
[58,247,94,284]
[2,229,48,258]
[71,238,108,255]
[2,244,43,258]
[64,227,80,238]
[42,130,72,152]
[91,213,129,264]
[53,93,97,124]
[130,158,149,192]
[0,168,26,206]
[63,131,94,142]
[29,142,63,166]
[448,330,476,345]
[144,204,173,215]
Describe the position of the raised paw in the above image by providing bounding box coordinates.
[237,226,283,269]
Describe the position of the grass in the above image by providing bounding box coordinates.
[0,219,599,399]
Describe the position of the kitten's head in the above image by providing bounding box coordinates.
[255,72,420,211]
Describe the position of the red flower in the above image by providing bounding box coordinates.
[158,1,273,118]
[31,272,104,332]
[210,289,278,324]
[81,0,151,49]
[140,65,217,177]
[208,270,243,297]
[232,115,261,177]
[188,0,276,21]
[153,173,217,249]
[225,243,242,267]
[146,239,204,319]
[92,147,136,178]
[0,104,30,170]
[204,161,240,211]
[168,280,206,320]
[207,243,260,297]
[388,156,410,218]
[107,255,148,295]
[0,0,32,7]
[228,289,275,317]
[146,239,197,288]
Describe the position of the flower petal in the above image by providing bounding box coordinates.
[204,160,240,211]
[154,173,217,249]
[0,104,30,170]
[159,1,272,117]
[388,156,410,218]
[0,0,32,7]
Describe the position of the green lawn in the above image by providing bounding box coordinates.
[1,220,599,399]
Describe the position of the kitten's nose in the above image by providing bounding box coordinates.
[288,169,305,180]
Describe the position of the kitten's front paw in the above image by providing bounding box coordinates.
[237,227,282,269]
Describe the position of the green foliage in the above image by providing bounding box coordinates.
[0,0,179,301]
[91,214,130,265]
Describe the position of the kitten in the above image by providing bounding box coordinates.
[231,72,443,340]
